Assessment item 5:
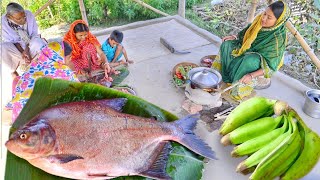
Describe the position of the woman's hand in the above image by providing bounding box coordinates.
[103,67,113,82]
[222,35,237,42]
[101,62,111,80]
[103,62,111,74]
[239,73,254,84]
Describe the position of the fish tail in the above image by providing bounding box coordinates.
[175,114,217,160]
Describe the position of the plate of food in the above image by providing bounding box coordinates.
[200,55,216,68]
[172,62,199,88]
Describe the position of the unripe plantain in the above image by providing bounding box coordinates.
[226,116,283,145]
[219,97,277,135]
[281,111,320,180]
[232,116,288,157]
[249,115,301,180]
[236,116,292,173]
[260,106,275,118]
[268,135,302,178]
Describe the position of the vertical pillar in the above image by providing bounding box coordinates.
[78,0,88,25]
[247,0,258,23]
[178,0,186,18]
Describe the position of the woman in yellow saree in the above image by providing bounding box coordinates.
[213,0,290,100]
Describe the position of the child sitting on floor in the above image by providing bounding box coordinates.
[101,30,133,67]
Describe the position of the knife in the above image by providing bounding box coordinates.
[160,37,191,54]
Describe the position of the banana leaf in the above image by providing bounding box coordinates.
[111,66,129,86]
[5,77,204,180]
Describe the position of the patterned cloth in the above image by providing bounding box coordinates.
[71,41,101,73]
[101,38,123,62]
[11,41,78,122]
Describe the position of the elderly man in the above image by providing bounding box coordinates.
[1,2,39,109]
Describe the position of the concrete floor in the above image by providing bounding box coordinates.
[1,15,319,180]
[94,15,320,180]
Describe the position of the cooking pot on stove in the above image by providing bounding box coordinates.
[188,67,222,90]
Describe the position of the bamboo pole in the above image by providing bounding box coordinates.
[247,0,258,23]
[131,0,169,17]
[34,0,56,16]
[78,0,88,25]
[285,21,320,69]
[47,6,54,19]
[178,0,186,18]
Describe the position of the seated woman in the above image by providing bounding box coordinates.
[213,0,290,101]
[63,20,112,81]
[11,37,78,122]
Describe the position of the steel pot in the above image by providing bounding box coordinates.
[303,89,320,118]
[188,67,222,90]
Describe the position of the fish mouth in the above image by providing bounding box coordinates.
[5,140,9,148]
[5,139,17,155]
[5,139,13,148]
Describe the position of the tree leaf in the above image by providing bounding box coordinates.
[167,143,204,180]
[111,66,130,86]
[6,77,204,180]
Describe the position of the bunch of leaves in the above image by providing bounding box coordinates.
[0,0,29,14]
[27,0,62,28]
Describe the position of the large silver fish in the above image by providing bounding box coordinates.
[6,98,215,179]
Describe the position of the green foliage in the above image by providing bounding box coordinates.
[1,0,203,29]
[167,143,204,180]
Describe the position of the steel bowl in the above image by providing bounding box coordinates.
[188,67,222,90]
[303,89,320,118]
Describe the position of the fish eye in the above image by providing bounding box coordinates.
[20,133,27,139]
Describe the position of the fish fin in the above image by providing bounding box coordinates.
[95,98,127,112]
[139,142,172,180]
[175,114,217,160]
[46,154,84,164]
[175,114,200,133]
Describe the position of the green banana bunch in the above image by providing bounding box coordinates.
[249,114,302,180]
[236,115,292,173]
[232,116,288,157]
[221,116,284,146]
[219,97,276,135]
[281,110,320,180]
[221,98,320,179]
